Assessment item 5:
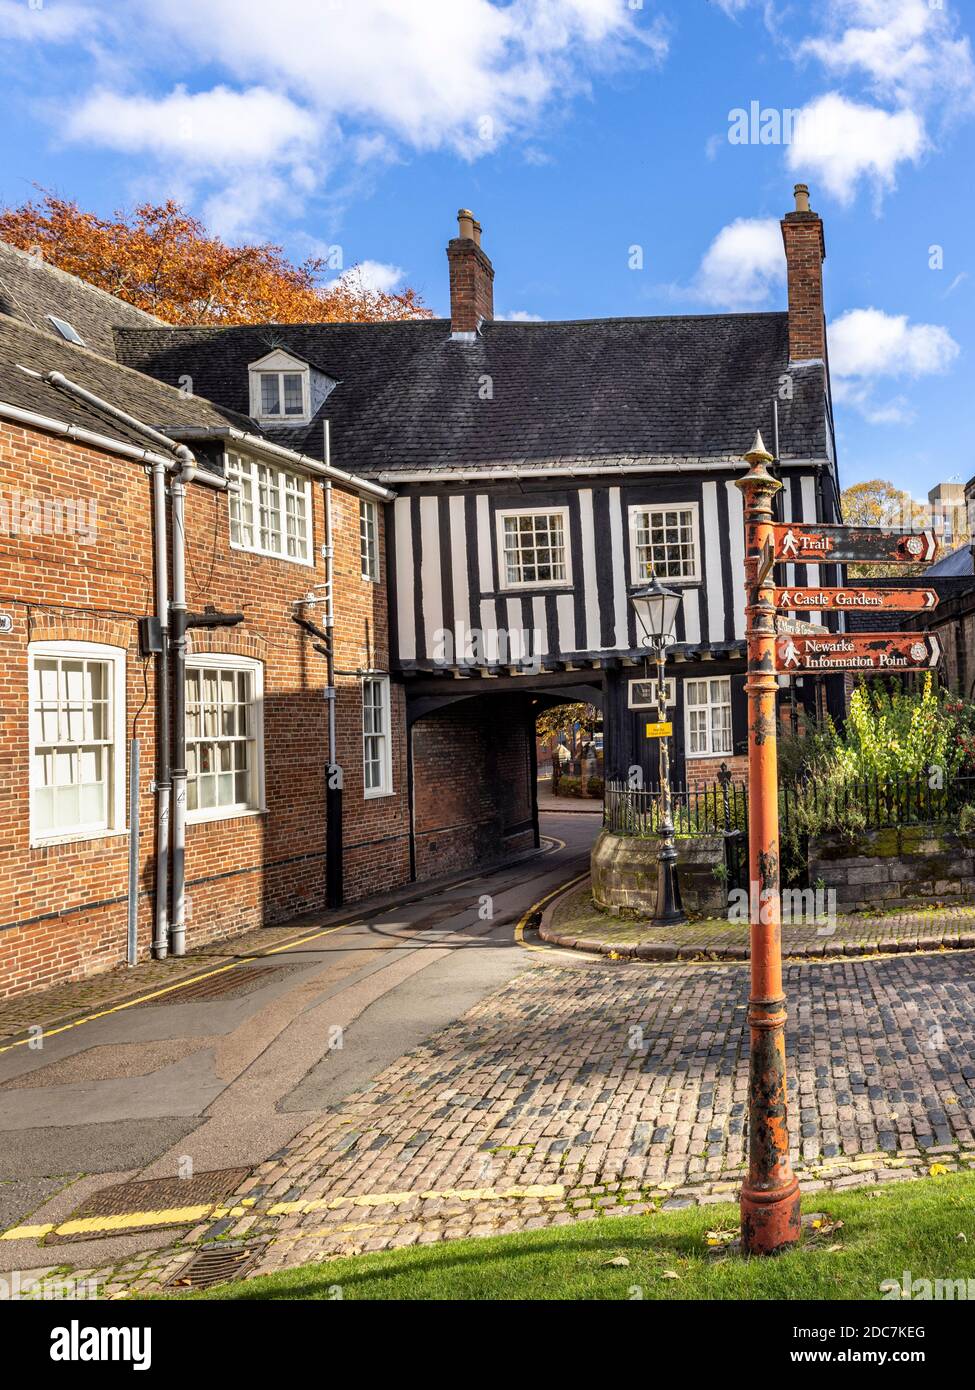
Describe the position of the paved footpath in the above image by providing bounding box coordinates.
[546,882,975,959]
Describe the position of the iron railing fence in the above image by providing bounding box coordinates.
[605,771,975,839]
[780,770,975,836]
[603,776,748,838]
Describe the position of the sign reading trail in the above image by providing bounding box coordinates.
[775,631,942,674]
[773,586,938,613]
[771,523,940,565]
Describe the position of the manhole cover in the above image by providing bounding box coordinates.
[166,1242,265,1291]
[136,962,288,1006]
[43,1167,252,1244]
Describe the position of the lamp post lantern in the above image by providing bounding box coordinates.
[631,576,685,926]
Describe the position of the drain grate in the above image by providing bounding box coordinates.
[136,962,288,1006]
[166,1243,265,1291]
[43,1167,252,1244]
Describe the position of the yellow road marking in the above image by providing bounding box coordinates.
[0,918,364,1056]
[0,1183,565,1242]
[514,873,589,952]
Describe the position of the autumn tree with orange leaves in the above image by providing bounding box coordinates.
[0,192,432,326]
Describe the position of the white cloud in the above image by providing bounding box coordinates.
[799,0,975,116]
[65,84,319,167]
[328,260,406,295]
[141,0,666,158]
[828,306,960,423]
[687,217,785,309]
[497,309,543,321]
[37,0,666,234]
[0,0,94,41]
[786,92,925,205]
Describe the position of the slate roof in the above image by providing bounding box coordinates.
[114,312,829,477]
[925,542,974,577]
[0,312,258,456]
[0,240,163,361]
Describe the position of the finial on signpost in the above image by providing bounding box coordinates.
[744,429,773,465]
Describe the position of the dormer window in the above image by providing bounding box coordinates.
[248,348,312,425]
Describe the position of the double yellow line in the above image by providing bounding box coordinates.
[0,918,361,1056]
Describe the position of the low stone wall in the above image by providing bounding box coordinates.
[591,829,726,918]
[809,824,975,911]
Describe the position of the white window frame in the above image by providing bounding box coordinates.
[248,351,311,424]
[28,640,126,846]
[360,498,379,581]
[684,676,734,759]
[225,451,313,566]
[184,653,266,824]
[496,506,572,591]
[627,677,676,711]
[627,501,701,585]
[362,675,393,799]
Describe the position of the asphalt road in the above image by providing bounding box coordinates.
[0,811,599,1270]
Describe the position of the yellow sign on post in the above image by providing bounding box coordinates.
[645,720,673,739]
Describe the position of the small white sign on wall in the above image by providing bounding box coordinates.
[0,613,12,634]
[628,677,676,710]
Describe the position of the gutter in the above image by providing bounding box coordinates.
[3,384,227,491]
[172,425,396,501]
[366,458,832,484]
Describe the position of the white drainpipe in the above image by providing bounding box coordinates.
[34,369,223,960]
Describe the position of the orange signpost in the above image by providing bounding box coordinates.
[737,433,945,1257]
[736,436,802,1256]
[772,586,938,613]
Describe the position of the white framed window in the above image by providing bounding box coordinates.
[496,507,571,589]
[627,677,676,710]
[684,677,733,758]
[362,675,392,798]
[185,654,265,822]
[226,451,312,565]
[360,498,379,581]
[628,503,700,583]
[248,349,311,423]
[29,641,126,844]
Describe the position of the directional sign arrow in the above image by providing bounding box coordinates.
[771,524,940,565]
[775,631,942,674]
[772,586,939,613]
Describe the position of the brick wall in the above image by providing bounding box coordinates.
[684,754,748,794]
[0,420,411,998]
[412,694,534,881]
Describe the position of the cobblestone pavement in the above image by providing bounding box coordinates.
[545,883,975,960]
[78,947,975,1295]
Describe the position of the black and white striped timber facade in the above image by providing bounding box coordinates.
[389,468,836,671]
[387,462,842,785]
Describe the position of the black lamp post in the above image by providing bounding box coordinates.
[631,576,686,925]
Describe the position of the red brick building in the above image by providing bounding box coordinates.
[0,244,533,999]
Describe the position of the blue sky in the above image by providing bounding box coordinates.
[1,0,974,500]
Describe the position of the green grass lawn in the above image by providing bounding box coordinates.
[184,1171,975,1301]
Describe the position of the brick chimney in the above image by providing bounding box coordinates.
[781,183,826,364]
[447,208,494,337]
